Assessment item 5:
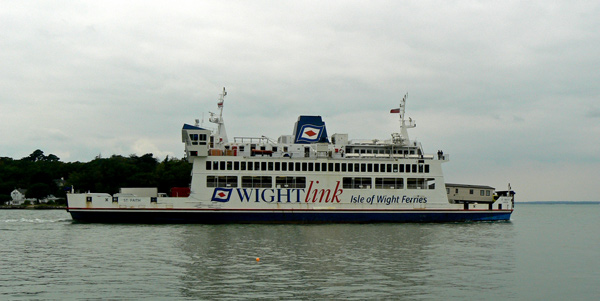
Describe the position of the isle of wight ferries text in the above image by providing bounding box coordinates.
[211,180,428,205]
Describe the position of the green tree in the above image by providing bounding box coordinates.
[26,183,50,200]
[2,150,193,197]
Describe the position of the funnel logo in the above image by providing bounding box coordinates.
[297,125,323,143]
[211,188,233,202]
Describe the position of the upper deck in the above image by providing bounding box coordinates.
[181,88,448,164]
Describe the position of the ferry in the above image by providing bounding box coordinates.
[66,88,515,223]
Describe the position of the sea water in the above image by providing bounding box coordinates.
[1,204,598,300]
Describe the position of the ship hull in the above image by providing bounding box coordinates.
[67,208,512,224]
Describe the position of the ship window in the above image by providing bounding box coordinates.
[288,162,294,171]
[261,162,267,171]
[275,162,281,171]
[308,163,314,171]
[268,162,273,171]
[213,161,219,170]
[261,176,272,188]
[447,188,450,194]
[322,163,328,172]
[486,190,491,196]
[347,163,353,172]
[261,146,266,151]
[272,147,278,152]
[480,190,485,196]
[343,177,372,189]
[427,178,435,189]
[360,164,366,172]
[407,178,426,189]
[295,162,301,171]
[455,188,459,193]
[315,163,321,172]
[241,162,246,170]
[239,146,245,152]
[234,161,239,170]
[301,162,307,171]
[206,161,212,170]
[207,176,216,187]
[367,164,373,172]
[220,161,225,170]
[418,164,424,173]
[242,176,272,188]
[399,164,404,173]
[329,163,334,172]
[227,161,233,170]
[412,164,417,173]
[276,176,306,188]
[255,162,261,171]
[425,165,430,173]
[225,176,237,187]
[207,176,238,188]
[375,178,403,189]
[374,164,379,172]
[470,189,474,194]
[189,134,198,145]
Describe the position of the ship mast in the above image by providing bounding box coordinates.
[209,87,228,144]
[391,93,416,146]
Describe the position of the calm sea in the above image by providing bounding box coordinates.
[1,204,598,300]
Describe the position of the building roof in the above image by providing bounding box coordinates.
[12,188,27,194]
[445,183,495,190]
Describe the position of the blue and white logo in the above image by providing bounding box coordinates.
[211,188,233,202]
[296,124,324,143]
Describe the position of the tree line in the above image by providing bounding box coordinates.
[0,150,192,205]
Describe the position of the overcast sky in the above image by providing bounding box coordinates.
[1,1,599,202]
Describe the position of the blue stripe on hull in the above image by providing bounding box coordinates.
[68,210,512,224]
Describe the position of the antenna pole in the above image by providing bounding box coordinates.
[209,87,229,144]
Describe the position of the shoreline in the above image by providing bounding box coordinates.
[0,205,67,210]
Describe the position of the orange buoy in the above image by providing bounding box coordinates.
[256,257,260,262]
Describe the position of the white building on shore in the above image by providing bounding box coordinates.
[9,189,36,205]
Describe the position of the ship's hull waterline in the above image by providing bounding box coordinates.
[68,208,512,223]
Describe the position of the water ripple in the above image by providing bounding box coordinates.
[3,206,598,300]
